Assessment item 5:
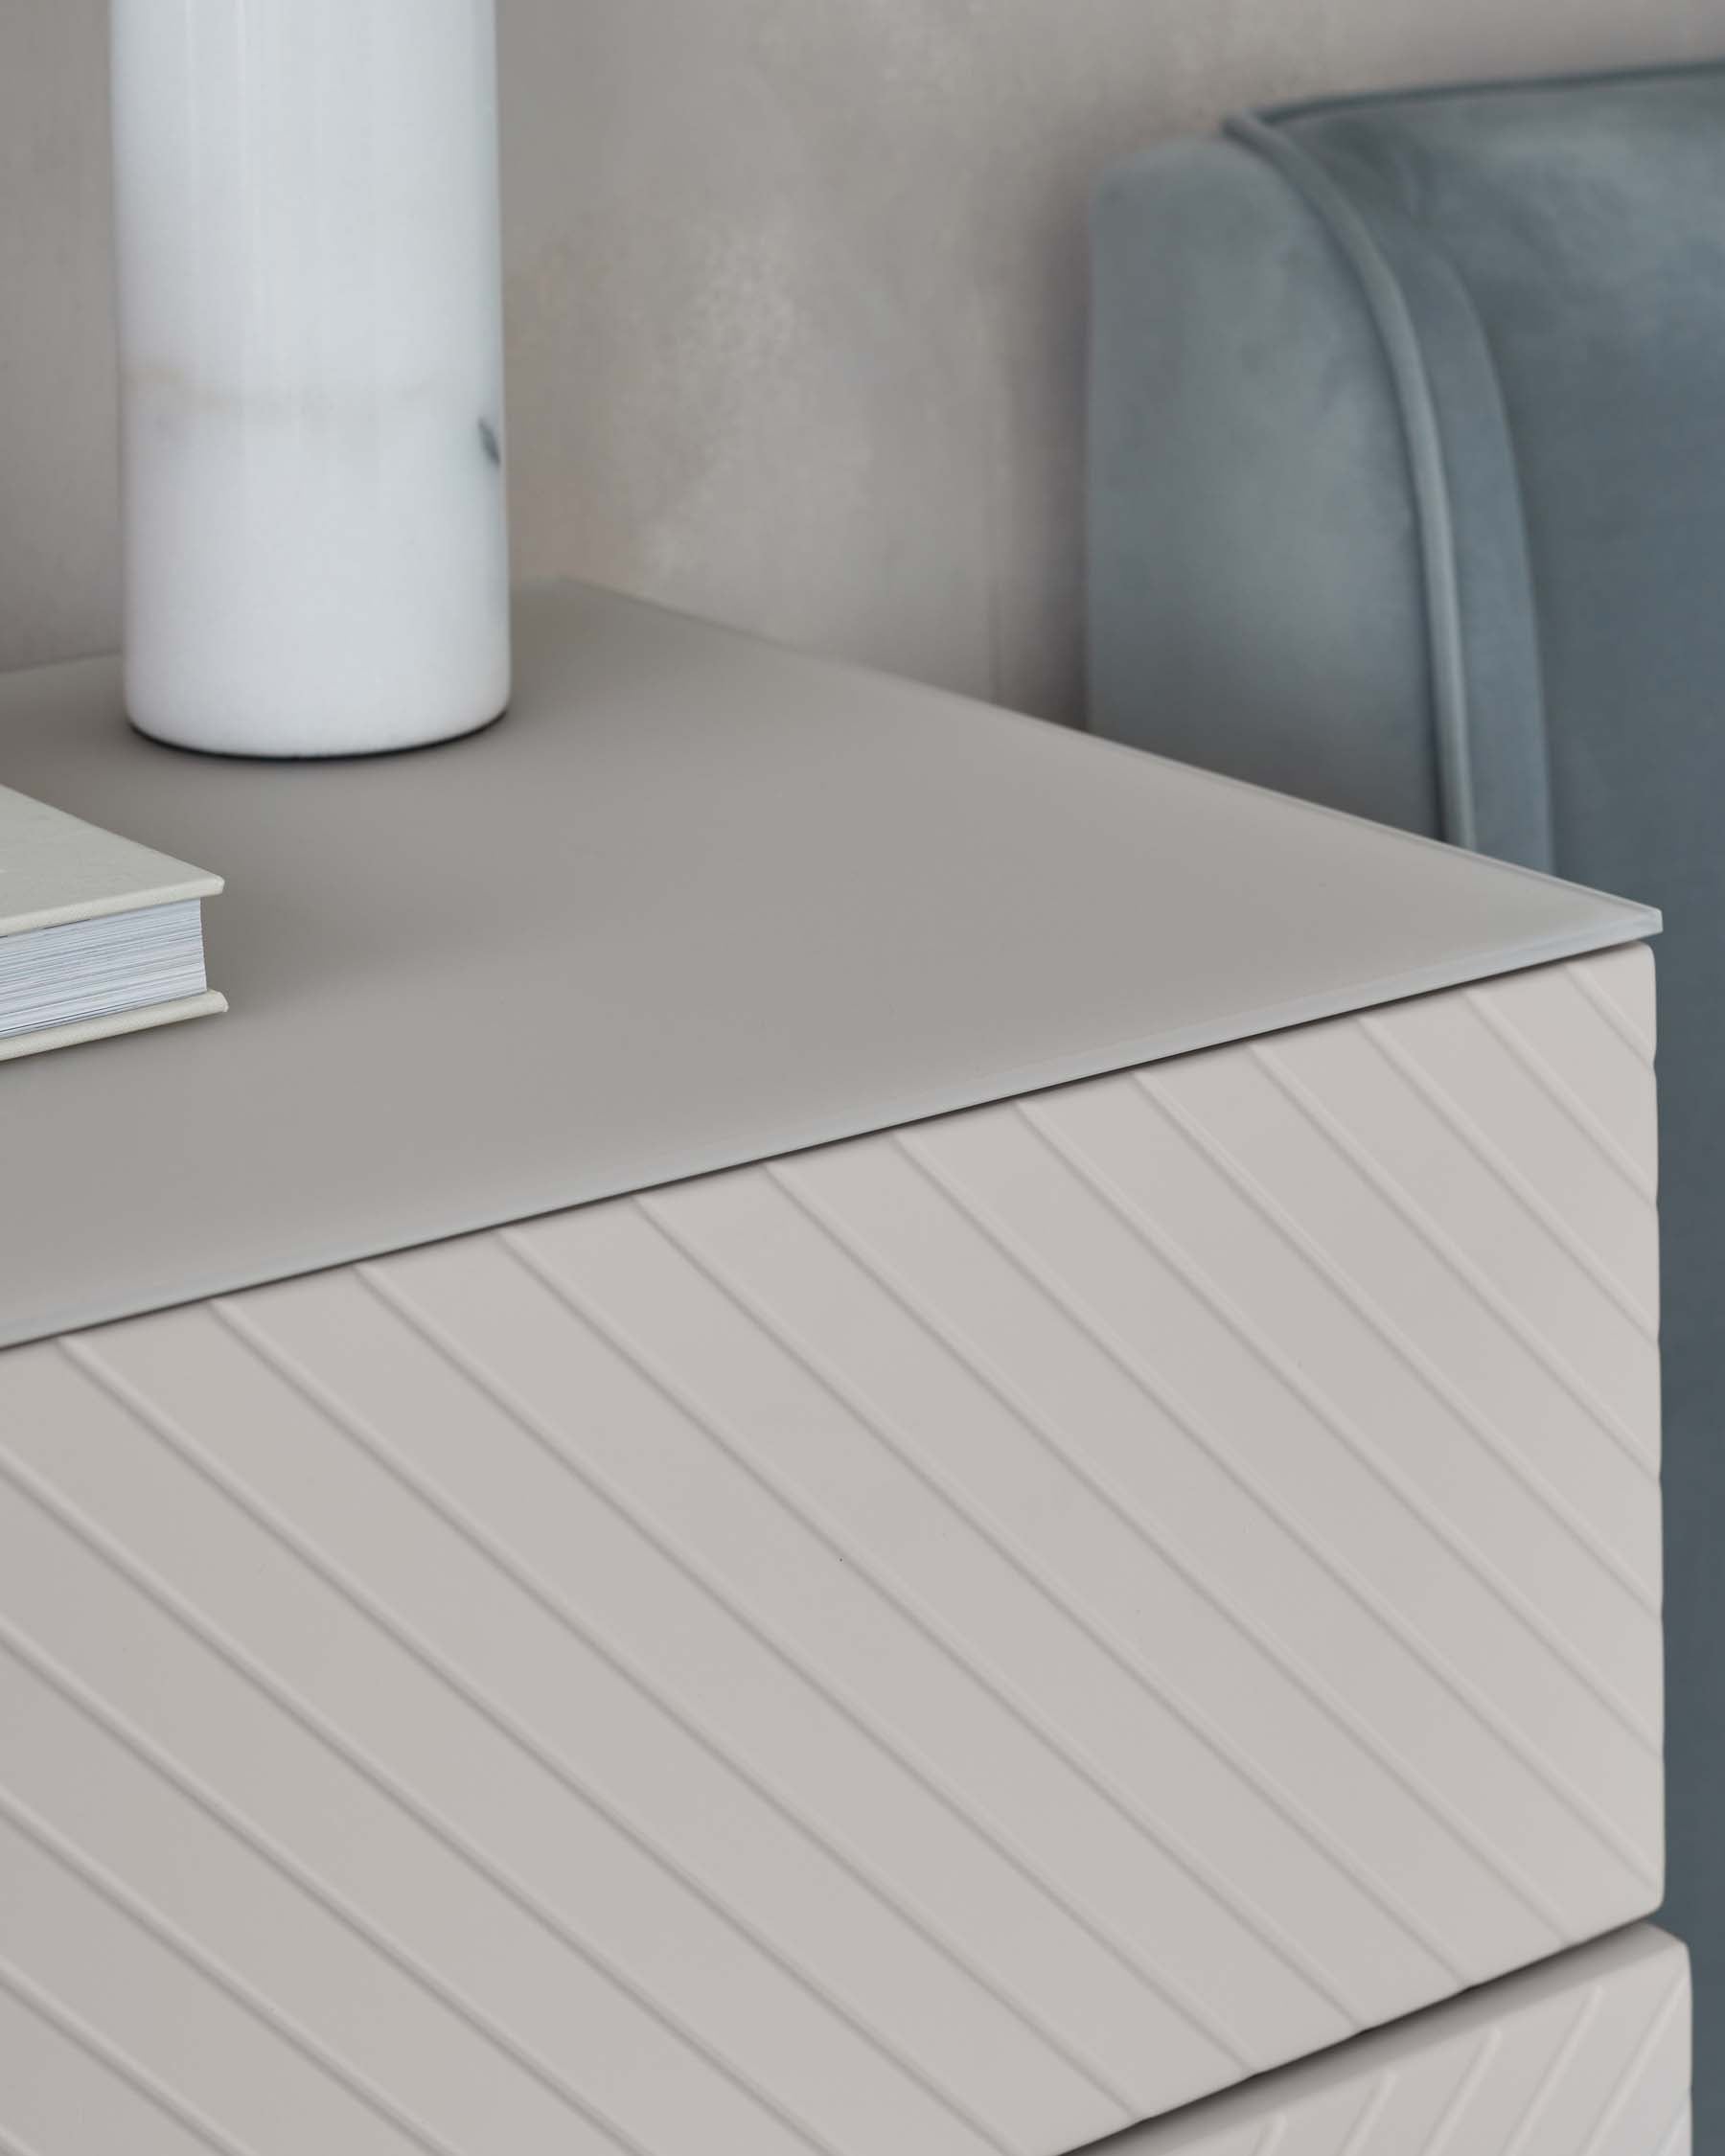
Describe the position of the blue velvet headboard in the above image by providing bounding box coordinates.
[1088,59,1725,2122]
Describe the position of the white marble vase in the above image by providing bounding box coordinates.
[110,0,511,757]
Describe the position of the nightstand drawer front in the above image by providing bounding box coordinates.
[1111,1925,1690,2156]
[0,945,1661,2156]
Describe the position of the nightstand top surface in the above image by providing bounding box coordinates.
[0,582,1657,1349]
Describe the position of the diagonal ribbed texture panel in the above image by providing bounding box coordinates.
[0,945,1660,2156]
[1099,1924,1690,2155]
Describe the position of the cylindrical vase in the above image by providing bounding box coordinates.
[110,0,511,757]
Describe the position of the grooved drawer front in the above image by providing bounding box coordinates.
[0,944,1661,2156]
[1107,1925,1690,2156]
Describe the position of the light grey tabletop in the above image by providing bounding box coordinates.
[0,581,1659,1350]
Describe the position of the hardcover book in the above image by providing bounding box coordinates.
[0,784,224,1061]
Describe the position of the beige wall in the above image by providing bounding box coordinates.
[5,1,1722,720]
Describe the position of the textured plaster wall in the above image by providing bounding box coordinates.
[3,0,1723,717]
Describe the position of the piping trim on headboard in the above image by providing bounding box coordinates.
[1224,111,1481,854]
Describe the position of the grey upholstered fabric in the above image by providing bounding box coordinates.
[1089,60,1725,2124]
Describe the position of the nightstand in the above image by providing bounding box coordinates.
[0,585,1681,2156]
